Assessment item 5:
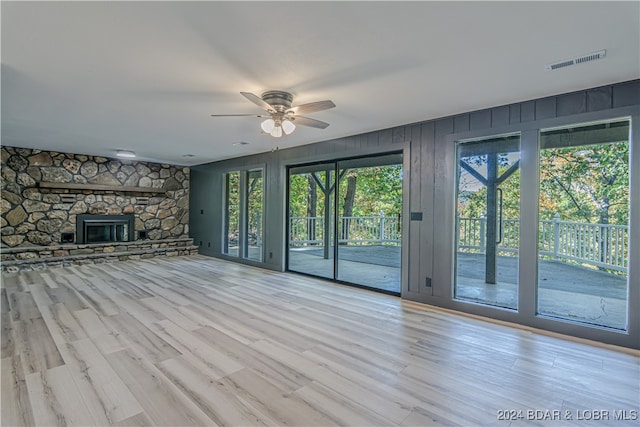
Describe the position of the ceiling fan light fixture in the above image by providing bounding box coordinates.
[270,126,283,138]
[261,118,275,133]
[213,91,334,137]
[282,119,296,135]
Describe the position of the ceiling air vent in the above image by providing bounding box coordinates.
[546,50,606,71]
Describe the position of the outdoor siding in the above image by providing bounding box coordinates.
[190,79,640,349]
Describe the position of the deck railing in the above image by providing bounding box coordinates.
[289,214,401,246]
[457,213,629,272]
[291,213,629,272]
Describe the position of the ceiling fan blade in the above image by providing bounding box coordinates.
[293,116,330,129]
[240,92,275,112]
[287,100,335,115]
[210,114,267,117]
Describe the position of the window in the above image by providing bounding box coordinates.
[223,169,264,261]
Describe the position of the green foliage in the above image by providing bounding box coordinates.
[288,165,403,219]
[340,165,403,217]
[458,141,629,225]
[539,142,629,224]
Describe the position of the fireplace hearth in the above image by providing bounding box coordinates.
[76,214,135,244]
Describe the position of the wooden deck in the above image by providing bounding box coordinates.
[289,246,628,328]
[2,255,638,426]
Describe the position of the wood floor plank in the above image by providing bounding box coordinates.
[13,317,65,374]
[65,275,120,316]
[1,288,13,359]
[1,255,638,427]
[44,279,89,312]
[8,290,41,321]
[105,348,215,426]
[153,319,244,378]
[294,380,397,427]
[39,272,59,289]
[111,412,155,426]
[158,355,268,426]
[139,296,201,331]
[252,339,414,424]
[219,367,339,426]
[101,311,181,364]
[26,365,97,426]
[66,338,145,423]
[73,308,126,355]
[193,325,313,392]
[1,356,35,427]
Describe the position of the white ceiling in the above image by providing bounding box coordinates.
[2,1,639,166]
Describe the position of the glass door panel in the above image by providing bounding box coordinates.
[537,120,630,330]
[336,155,403,292]
[223,171,240,257]
[245,169,263,261]
[455,135,521,309]
[288,164,335,279]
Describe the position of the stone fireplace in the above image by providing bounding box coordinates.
[76,214,135,244]
[1,146,190,248]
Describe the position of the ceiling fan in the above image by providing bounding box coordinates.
[211,91,335,137]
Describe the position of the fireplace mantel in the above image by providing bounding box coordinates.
[38,182,165,194]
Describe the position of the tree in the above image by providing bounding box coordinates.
[539,142,629,225]
[341,171,357,241]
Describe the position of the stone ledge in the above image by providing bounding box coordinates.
[1,238,195,263]
[1,237,193,255]
[1,245,200,273]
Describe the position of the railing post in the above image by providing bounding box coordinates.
[553,212,560,259]
[479,214,486,253]
[379,212,385,243]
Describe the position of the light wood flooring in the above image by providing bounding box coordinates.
[1,255,638,426]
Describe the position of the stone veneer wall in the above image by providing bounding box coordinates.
[1,146,189,247]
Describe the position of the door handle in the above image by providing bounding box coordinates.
[496,188,503,244]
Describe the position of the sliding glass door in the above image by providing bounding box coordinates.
[288,163,336,280]
[537,119,630,330]
[287,154,403,293]
[454,134,521,309]
[451,118,632,336]
[336,157,403,292]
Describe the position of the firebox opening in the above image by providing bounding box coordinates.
[76,214,135,244]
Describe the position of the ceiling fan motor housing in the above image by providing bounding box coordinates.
[262,90,293,111]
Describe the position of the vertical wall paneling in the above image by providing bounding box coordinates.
[509,104,522,124]
[613,80,640,108]
[521,101,535,122]
[431,117,455,299]
[408,125,423,294]
[556,92,587,117]
[454,114,470,133]
[491,106,510,128]
[470,109,491,130]
[419,122,436,296]
[587,86,613,112]
[535,96,556,120]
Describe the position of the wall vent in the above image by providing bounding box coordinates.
[546,50,606,71]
